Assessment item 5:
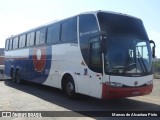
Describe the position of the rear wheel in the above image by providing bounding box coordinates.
[15,70,21,84]
[64,77,76,99]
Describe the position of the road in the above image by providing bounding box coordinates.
[0,79,160,120]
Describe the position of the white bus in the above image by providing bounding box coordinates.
[5,10,155,99]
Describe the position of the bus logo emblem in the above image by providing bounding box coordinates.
[134,81,138,86]
[32,47,46,72]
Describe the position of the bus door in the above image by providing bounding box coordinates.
[89,36,109,97]
[76,36,102,96]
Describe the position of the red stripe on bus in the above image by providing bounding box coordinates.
[102,83,153,99]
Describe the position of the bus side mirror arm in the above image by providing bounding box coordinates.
[149,40,156,58]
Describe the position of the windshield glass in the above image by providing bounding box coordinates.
[105,37,152,76]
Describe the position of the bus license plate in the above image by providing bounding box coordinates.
[132,91,140,95]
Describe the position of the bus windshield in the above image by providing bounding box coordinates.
[105,37,152,76]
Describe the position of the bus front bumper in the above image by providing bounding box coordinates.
[102,83,153,99]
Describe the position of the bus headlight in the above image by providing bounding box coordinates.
[146,80,153,85]
[106,82,123,88]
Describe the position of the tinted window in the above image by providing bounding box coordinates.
[35,31,40,45]
[47,26,53,44]
[79,14,98,35]
[13,37,19,49]
[5,40,9,50]
[47,24,60,44]
[52,24,60,43]
[39,28,46,44]
[30,32,35,46]
[9,39,13,50]
[79,14,99,72]
[19,35,26,48]
[61,22,68,42]
[68,18,77,41]
[27,32,35,47]
[26,34,30,47]
[61,18,77,43]
[36,28,46,45]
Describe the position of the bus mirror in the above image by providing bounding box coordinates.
[99,31,107,38]
[152,46,155,58]
[149,40,156,58]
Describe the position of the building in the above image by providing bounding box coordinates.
[0,48,4,65]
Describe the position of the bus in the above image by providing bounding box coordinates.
[5,10,155,99]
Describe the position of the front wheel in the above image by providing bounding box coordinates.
[64,77,76,99]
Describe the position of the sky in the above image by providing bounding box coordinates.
[0,0,160,57]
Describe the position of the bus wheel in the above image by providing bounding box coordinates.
[64,77,76,99]
[15,70,21,84]
[10,70,15,82]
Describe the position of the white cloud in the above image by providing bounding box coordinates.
[148,31,160,58]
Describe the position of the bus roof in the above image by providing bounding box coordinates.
[82,10,140,19]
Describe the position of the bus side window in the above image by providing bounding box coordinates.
[13,37,19,49]
[47,24,60,44]
[68,18,77,42]
[30,32,35,46]
[5,39,9,50]
[26,33,30,47]
[52,24,60,43]
[61,22,68,42]
[36,28,46,45]
[9,39,13,50]
[27,32,35,47]
[36,31,40,45]
[39,28,46,45]
[19,35,26,48]
[61,17,77,43]
[47,26,53,44]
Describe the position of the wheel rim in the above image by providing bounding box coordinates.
[66,82,74,96]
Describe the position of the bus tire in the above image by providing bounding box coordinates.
[10,69,15,82]
[64,76,76,99]
[15,70,21,84]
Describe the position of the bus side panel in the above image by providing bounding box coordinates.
[43,43,102,99]
[4,49,29,77]
[43,45,60,88]
[43,44,81,89]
